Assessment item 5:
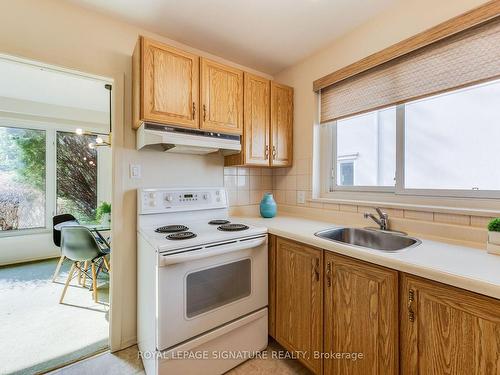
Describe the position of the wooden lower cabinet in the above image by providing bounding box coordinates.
[324,253,398,375]
[400,274,500,374]
[274,237,323,374]
[270,236,500,374]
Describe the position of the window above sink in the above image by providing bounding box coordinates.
[318,78,500,201]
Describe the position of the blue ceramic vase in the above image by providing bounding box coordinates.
[260,193,277,218]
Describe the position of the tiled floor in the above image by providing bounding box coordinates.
[0,258,109,375]
[48,340,311,374]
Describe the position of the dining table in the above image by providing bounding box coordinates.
[54,220,111,247]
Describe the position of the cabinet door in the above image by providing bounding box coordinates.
[270,82,293,167]
[200,58,243,135]
[275,237,322,374]
[141,37,199,129]
[243,73,270,165]
[401,274,500,374]
[324,254,398,375]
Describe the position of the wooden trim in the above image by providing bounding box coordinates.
[268,234,276,338]
[313,0,500,91]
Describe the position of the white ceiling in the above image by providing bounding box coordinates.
[66,0,397,75]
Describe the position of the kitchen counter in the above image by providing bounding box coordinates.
[234,213,500,300]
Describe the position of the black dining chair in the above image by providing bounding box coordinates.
[52,214,77,282]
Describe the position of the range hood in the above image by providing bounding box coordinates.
[136,123,241,155]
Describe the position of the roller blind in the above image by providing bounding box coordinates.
[320,17,500,124]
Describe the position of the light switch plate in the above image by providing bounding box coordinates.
[130,164,141,179]
[297,191,306,204]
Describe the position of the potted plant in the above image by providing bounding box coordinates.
[487,218,500,255]
[96,201,111,225]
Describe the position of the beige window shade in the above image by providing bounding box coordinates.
[320,18,500,124]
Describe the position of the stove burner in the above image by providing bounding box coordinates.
[155,225,188,233]
[208,219,230,225]
[167,231,197,240]
[217,223,249,232]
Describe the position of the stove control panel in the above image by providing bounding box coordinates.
[139,188,227,214]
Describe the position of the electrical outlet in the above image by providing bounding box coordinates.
[297,191,306,204]
[130,164,141,179]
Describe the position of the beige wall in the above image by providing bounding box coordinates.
[0,0,271,351]
[270,0,495,246]
[274,0,490,160]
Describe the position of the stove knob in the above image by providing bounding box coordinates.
[202,193,209,200]
[165,194,173,202]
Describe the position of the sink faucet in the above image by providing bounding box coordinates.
[364,207,389,231]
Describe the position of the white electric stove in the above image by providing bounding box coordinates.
[137,187,268,375]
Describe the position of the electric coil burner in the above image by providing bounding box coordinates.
[167,231,197,240]
[217,223,250,232]
[155,225,189,233]
[208,219,230,225]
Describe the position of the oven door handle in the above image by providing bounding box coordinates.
[159,236,267,266]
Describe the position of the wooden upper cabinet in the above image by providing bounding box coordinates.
[200,58,243,135]
[270,82,293,167]
[225,73,270,166]
[324,254,398,375]
[401,274,500,374]
[275,237,322,374]
[133,37,199,129]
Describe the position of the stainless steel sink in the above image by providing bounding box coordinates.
[314,227,420,251]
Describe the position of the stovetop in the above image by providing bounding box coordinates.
[139,217,267,253]
[137,188,267,253]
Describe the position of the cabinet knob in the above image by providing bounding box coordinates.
[272,145,277,159]
[265,145,269,159]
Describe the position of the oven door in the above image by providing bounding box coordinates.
[156,235,268,351]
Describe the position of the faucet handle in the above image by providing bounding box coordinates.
[375,207,388,218]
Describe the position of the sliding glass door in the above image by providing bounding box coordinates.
[56,131,98,222]
[0,126,47,231]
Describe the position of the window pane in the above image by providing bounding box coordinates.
[0,126,46,231]
[405,80,500,191]
[56,132,98,222]
[336,107,396,187]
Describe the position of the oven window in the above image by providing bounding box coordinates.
[186,259,251,318]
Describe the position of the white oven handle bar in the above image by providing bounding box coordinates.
[159,235,267,266]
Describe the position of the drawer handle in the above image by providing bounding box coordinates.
[326,262,332,287]
[408,289,415,322]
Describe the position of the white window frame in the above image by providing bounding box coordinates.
[0,117,107,238]
[319,96,500,202]
[324,108,397,194]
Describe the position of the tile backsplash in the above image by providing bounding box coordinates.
[224,167,273,207]
[224,159,496,246]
